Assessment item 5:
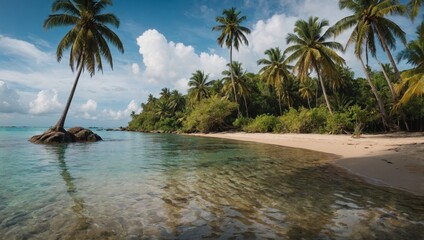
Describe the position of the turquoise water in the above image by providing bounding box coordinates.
[0,127,423,239]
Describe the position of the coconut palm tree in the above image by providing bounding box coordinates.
[257,47,293,115]
[169,90,185,113]
[160,88,171,100]
[212,7,251,115]
[188,70,211,103]
[285,16,345,115]
[299,77,317,109]
[396,22,424,104]
[222,61,252,117]
[333,0,406,101]
[332,0,406,129]
[44,0,124,132]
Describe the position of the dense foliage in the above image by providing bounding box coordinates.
[128,2,424,134]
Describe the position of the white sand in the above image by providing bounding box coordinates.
[191,132,424,196]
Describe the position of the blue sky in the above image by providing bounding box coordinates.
[0,0,421,127]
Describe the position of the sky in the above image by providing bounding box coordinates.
[0,0,421,128]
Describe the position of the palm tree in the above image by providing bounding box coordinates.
[299,77,317,109]
[169,90,185,113]
[188,70,211,103]
[333,0,406,102]
[222,61,251,117]
[396,22,424,104]
[285,16,345,115]
[212,7,251,115]
[160,88,171,100]
[44,0,124,132]
[332,0,405,128]
[257,47,292,115]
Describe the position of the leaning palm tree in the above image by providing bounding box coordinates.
[188,70,211,103]
[285,16,345,115]
[44,0,124,132]
[396,22,424,105]
[332,0,405,128]
[257,47,292,115]
[222,61,252,117]
[212,7,251,115]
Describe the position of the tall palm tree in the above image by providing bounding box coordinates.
[332,0,405,128]
[44,0,124,132]
[285,16,345,115]
[212,7,251,115]
[333,0,406,102]
[396,22,424,104]
[222,61,252,117]
[257,47,292,115]
[188,70,211,103]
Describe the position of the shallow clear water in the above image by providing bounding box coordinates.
[0,127,423,239]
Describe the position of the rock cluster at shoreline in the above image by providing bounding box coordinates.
[29,127,102,144]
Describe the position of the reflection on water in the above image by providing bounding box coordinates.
[0,130,423,239]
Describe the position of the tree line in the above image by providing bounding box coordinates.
[128,0,424,134]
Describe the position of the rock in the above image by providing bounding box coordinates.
[68,127,102,142]
[29,127,102,144]
[29,128,75,144]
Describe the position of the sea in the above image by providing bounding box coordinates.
[0,127,423,239]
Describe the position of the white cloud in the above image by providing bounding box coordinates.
[101,100,141,120]
[0,81,25,113]
[136,29,227,89]
[29,89,63,114]
[80,99,97,112]
[0,35,51,64]
[131,63,140,75]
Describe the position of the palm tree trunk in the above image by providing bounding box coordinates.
[375,26,402,84]
[359,56,390,129]
[307,96,311,109]
[314,64,333,115]
[378,61,409,131]
[243,95,249,118]
[229,45,240,116]
[278,92,282,115]
[52,57,84,132]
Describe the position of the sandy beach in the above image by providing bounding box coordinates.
[192,132,424,196]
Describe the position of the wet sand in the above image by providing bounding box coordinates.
[191,132,424,196]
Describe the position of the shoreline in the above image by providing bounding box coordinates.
[191,132,424,196]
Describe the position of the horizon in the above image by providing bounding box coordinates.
[0,0,421,128]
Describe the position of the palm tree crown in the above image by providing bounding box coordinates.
[188,70,211,103]
[44,0,124,76]
[285,16,345,114]
[257,47,293,114]
[212,7,251,51]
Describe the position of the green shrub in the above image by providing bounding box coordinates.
[127,111,158,131]
[276,106,328,133]
[154,117,180,132]
[183,96,237,133]
[243,114,278,133]
[233,116,253,129]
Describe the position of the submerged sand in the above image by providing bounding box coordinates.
[192,132,424,196]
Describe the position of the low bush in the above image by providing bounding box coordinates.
[183,96,238,133]
[243,114,278,133]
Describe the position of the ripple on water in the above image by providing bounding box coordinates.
[0,130,423,239]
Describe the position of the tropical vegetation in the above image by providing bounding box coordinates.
[128,2,424,134]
